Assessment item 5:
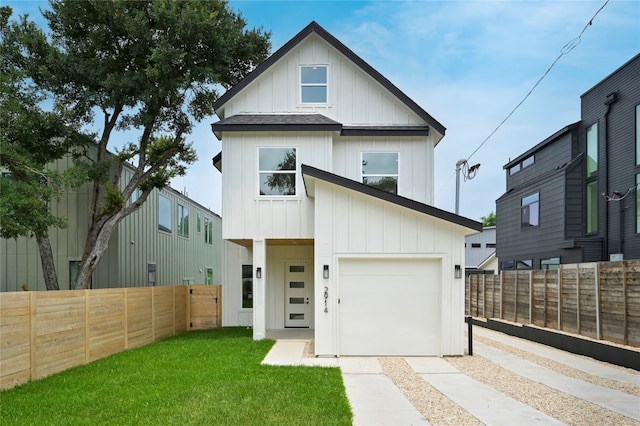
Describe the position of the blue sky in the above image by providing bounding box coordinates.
[6,0,640,220]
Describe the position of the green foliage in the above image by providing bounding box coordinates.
[0,6,92,240]
[0,328,352,425]
[481,211,496,227]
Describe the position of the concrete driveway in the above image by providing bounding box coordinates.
[262,327,640,425]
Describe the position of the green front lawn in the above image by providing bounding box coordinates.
[0,328,352,425]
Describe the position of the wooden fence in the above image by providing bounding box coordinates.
[466,260,640,347]
[0,285,221,390]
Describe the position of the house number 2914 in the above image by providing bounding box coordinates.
[324,286,329,313]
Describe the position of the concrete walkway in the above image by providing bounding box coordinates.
[261,330,640,425]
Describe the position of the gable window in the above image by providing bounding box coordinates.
[586,123,598,177]
[158,194,172,233]
[300,65,327,103]
[362,152,398,194]
[521,192,539,228]
[258,147,297,196]
[204,217,213,245]
[177,203,189,238]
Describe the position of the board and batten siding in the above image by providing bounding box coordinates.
[312,180,467,356]
[1,155,222,291]
[220,34,424,126]
[333,135,434,205]
[221,132,330,241]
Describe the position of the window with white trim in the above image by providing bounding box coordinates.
[361,152,398,194]
[258,147,297,196]
[300,65,327,103]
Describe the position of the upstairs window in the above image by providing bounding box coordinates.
[586,123,598,177]
[521,192,539,228]
[636,105,639,166]
[300,65,327,103]
[362,152,399,194]
[177,203,189,238]
[258,147,297,196]
[158,194,172,233]
[204,217,213,245]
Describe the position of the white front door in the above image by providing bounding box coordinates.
[284,262,313,328]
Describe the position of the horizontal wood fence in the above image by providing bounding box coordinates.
[466,260,640,348]
[0,285,221,390]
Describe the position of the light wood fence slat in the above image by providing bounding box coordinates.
[0,285,221,390]
[466,260,639,348]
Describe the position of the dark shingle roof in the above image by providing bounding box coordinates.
[301,164,482,232]
[213,21,445,137]
[210,114,342,139]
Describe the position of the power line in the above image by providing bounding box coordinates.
[465,0,610,163]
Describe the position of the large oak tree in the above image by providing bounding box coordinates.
[7,0,270,289]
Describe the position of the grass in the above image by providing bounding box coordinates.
[0,328,352,425]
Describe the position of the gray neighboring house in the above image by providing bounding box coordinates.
[1,154,222,292]
[465,226,497,274]
[496,53,640,270]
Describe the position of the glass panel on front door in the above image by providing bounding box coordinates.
[284,263,312,328]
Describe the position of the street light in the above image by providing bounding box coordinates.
[455,160,480,215]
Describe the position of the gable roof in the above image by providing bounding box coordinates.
[214,21,446,137]
[301,164,482,232]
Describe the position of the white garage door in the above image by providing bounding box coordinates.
[338,258,441,356]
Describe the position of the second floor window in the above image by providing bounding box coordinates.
[158,194,172,233]
[204,217,213,245]
[259,147,297,196]
[300,65,328,103]
[177,203,189,237]
[362,152,398,194]
[521,192,539,228]
[586,123,598,177]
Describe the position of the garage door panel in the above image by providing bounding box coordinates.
[338,258,441,356]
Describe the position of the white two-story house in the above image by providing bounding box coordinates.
[211,22,481,356]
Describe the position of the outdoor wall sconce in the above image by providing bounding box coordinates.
[323,265,329,279]
[454,264,462,279]
[256,267,262,279]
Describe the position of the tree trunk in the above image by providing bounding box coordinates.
[36,234,60,290]
[75,213,122,289]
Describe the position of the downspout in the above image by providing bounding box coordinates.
[602,91,618,259]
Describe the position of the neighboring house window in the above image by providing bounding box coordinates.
[361,152,399,194]
[517,259,532,269]
[69,261,91,289]
[636,105,639,166]
[258,147,297,196]
[509,156,535,175]
[130,189,139,205]
[501,260,515,270]
[204,217,213,245]
[242,265,253,308]
[182,278,195,285]
[586,180,598,234]
[177,203,189,237]
[300,65,328,103]
[636,174,640,233]
[148,263,157,286]
[206,268,214,285]
[521,192,539,228]
[471,243,481,248]
[158,194,172,232]
[541,257,560,270]
[197,213,201,233]
[486,243,496,248]
[586,123,598,177]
